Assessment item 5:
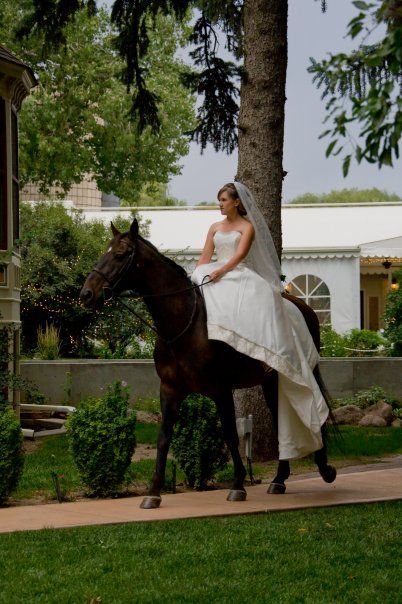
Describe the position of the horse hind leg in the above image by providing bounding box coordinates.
[314,428,337,484]
[262,371,290,494]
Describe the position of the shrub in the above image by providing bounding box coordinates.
[320,325,347,357]
[67,382,136,496]
[171,394,229,490]
[36,323,61,360]
[334,386,401,410]
[320,326,389,357]
[343,329,388,357]
[383,268,402,356]
[0,407,24,505]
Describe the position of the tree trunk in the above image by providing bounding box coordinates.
[235,0,288,460]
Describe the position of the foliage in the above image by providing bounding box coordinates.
[171,394,228,489]
[343,328,389,356]
[320,325,389,357]
[20,201,107,356]
[19,201,152,357]
[35,323,61,360]
[67,382,137,496]
[133,182,187,207]
[288,187,400,204]
[309,0,402,175]
[320,325,348,357]
[0,3,194,200]
[333,385,400,410]
[12,0,243,153]
[383,267,402,356]
[0,406,24,505]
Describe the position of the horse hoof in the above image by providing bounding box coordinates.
[321,465,337,484]
[140,496,162,509]
[227,489,247,502]
[267,482,286,495]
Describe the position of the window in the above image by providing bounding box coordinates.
[287,274,331,325]
[11,109,19,244]
[0,98,7,250]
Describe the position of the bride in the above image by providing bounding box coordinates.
[191,182,329,461]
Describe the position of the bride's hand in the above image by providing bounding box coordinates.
[209,269,225,282]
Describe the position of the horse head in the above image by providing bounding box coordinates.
[80,219,140,308]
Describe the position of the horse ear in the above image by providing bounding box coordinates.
[129,219,139,240]
[111,222,120,238]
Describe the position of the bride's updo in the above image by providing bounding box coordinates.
[217,183,247,216]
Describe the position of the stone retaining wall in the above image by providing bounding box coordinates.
[20,357,402,405]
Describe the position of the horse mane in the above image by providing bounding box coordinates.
[137,234,191,282]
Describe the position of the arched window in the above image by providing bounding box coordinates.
[286,274,331,325]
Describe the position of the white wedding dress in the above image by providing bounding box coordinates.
[191,230,329,460]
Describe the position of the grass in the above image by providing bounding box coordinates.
[0,502,400,603]
[328,425,402,458]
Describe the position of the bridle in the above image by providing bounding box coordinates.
[91,243,212,346]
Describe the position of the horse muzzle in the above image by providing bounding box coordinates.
[79,286,95,307]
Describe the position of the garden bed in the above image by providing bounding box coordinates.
[8,425,402,507]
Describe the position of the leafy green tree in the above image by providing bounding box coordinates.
[383,268,402,356]
[0,3,195,201]
[132,182,187,206]
[309,0,402,175]
[19,202,151,356]
[288,187,400,204]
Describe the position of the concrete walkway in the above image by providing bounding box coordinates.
[0,467,401,534]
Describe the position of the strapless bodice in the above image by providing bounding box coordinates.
[214,230,244,265]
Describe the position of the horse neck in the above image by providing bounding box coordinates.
[131,242,194,334]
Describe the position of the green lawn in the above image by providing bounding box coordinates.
[0,502,400,603]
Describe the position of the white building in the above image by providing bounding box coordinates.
[78,203,402,335]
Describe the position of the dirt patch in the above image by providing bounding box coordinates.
[22,439,43,455]
[136,411,161,424]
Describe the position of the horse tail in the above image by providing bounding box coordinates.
[313,364,342,447]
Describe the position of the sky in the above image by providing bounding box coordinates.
[166,0,402,204]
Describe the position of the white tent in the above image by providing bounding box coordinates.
[81,203,402,334]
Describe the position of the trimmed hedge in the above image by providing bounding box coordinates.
[0,407,24,505]
[67,382,136,496]
[171,394,228,490]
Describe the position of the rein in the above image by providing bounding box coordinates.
[92,246,212,346]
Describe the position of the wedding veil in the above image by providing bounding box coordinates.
[234,181,282,293]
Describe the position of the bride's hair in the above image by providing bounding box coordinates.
[217,183,247,216]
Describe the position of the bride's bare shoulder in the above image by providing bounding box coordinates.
[209,221,224,234]
[239,219,255,237]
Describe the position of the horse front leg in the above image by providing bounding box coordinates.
[140,382,184,509]
[214,391,247,502]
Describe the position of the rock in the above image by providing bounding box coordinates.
[391,418,402,428]
[359,415,387,427]
[365,401,394,425]
[333,405,364,425]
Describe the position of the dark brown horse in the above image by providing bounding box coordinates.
[80,219,336,508]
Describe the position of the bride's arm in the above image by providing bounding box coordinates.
[195,224,216,268]
[209,223,255,281]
